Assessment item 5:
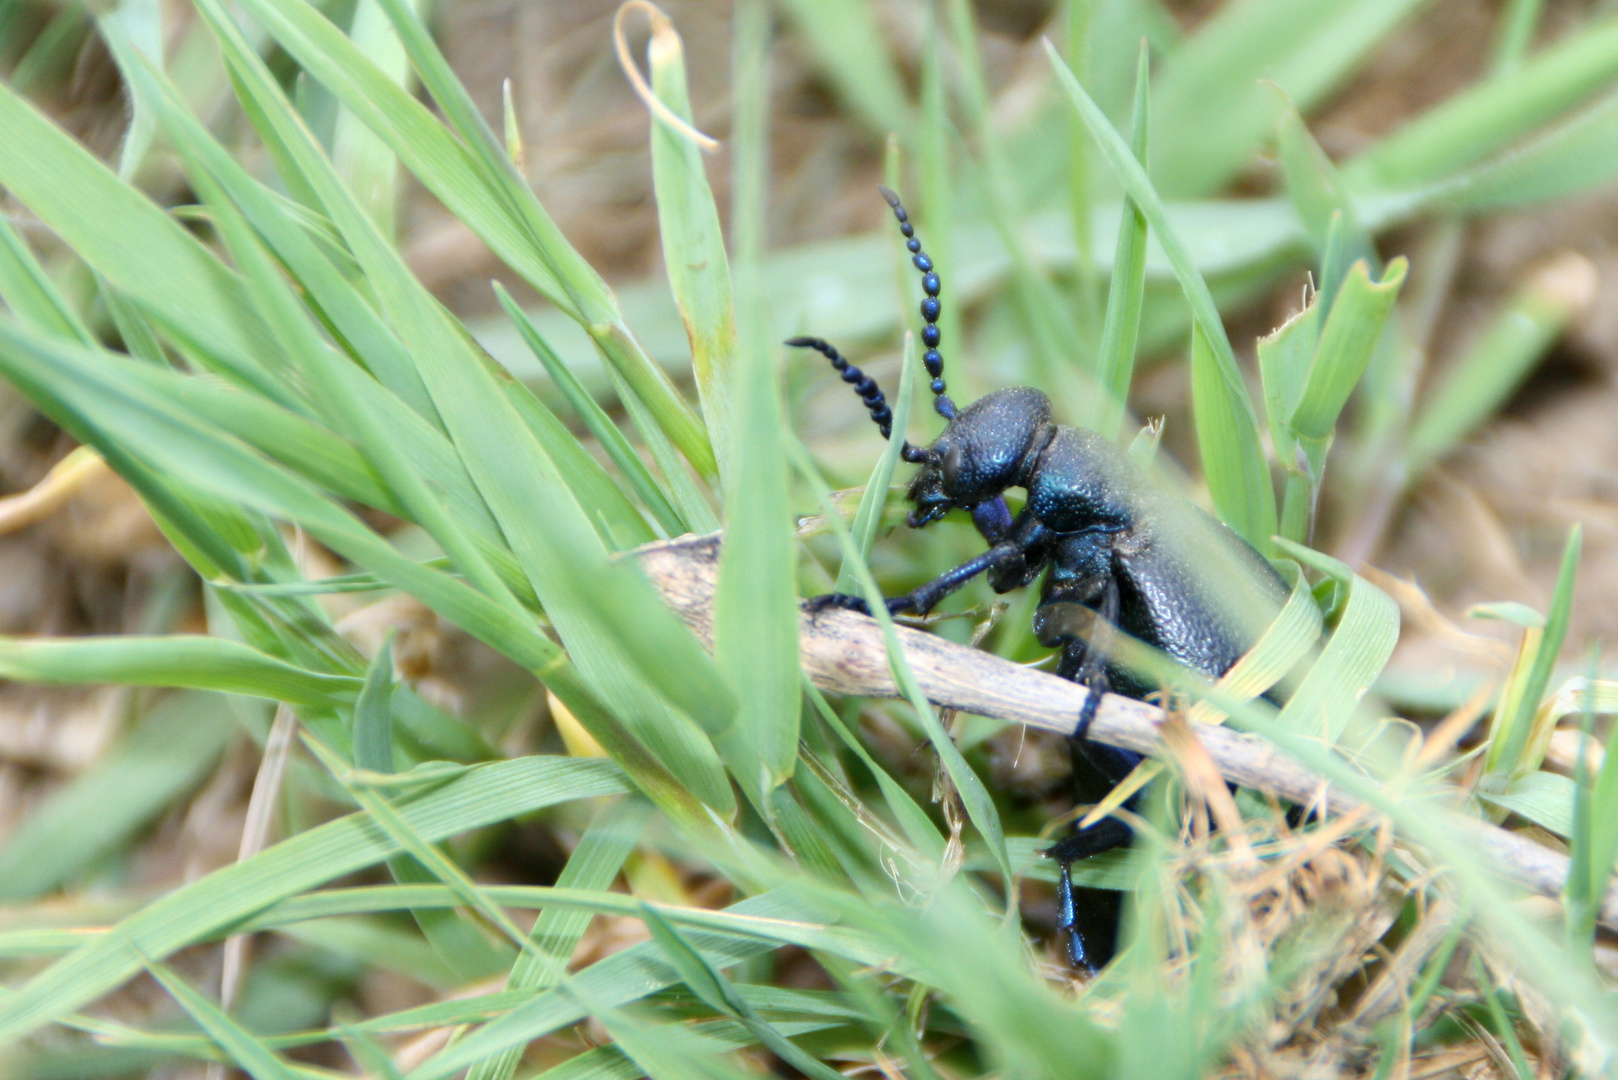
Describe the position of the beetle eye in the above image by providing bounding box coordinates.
[941,442,965,488]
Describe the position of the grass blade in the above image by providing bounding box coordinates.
[468,797,651,1080]
[0,756,629,1044]
[837,332,915,592]
[1276,104,1378,281]
[1344,15,1618,189]
[1272,539,1400,743]
[1092,41,1150,437]
[0,635,360,705]
[1048,42,1277,550]
[0,693,235,902]
[772,0,909,134]
[641,6,736,472]
[0,81,292,406]
[494,284,685,534]
[1189,323,1277,554]
[0,213,94,344]
[1486,526,1581,778]
[786,436,1011,892]
[711,0,801,805]
[1151,0,1431,198]
[1406,254,1594,473]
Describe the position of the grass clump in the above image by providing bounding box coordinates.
[0,1,1616,1077]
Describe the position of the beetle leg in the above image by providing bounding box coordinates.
[1048,817,1130,973]
[969,496,1014,544]
[802,547,1004,618]
[808,516,1051,618]
[1047,741,1133,972]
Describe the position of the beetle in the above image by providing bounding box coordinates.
[789,186,1287,972]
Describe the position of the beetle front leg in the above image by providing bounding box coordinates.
[808,517,1051,618]
[805,542,1016,618]
[970,496,1013,544]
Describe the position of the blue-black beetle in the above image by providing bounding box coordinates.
[791,187,1286,971]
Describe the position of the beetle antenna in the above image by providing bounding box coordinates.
[785,336,897,441]
[877,185,956,421]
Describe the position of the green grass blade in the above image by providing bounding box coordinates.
[1061,0,1100,344]
[494,370,659,549]
[1567,670,1618,953]
[0,81,292,406]
[145,962,298,1080]
[1405,255,1593,473]
[711,0,800,805]
[0,634,361,705]
[1479,770,1575,836]
[0,693,234,902]
[1289,257,1408,475]
[1344,15,1618,189]
[579,995,758,1080]
[1258,300,1320,544]
[242,887,889,963]
[644,10,736,471]
[1150,0,1430,197]
[0,213,94,344]
[639,904,847,1080]
[0,320,695,817]
[947,0,1091,408]
[1092,41,1150,437]
[468,797,651,1080]
[170,10,737,810]
[405,890,882,1080]
[772,0,909,134]
[165,122,538,614]
[225,0,717,481]
[837,332,915,592]
[1189,323,1277,554]
[94,0,163,181]
[7,4,91,95]
[0,756,629,1044]
[302,736,543,961]
[349,638,511,984]
[330,0,410,237]
[1493,527,1581,777]
[1257,301,1319,455]
[1492,0,1545,74]
[786,436,1011,892]
[99,280,170,367]
[1437,89,1618,211]
[353,639,396,775]
[494,283,684,534]
[368,0,717,483]
[613,370,721,532]
[1276,104,1378,278]
[802,680,945,869]
[1272,539,1400,744]
[1048,42,1276,549]
[144,35,649,562]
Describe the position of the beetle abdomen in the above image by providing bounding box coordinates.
[1111,505,1287,697]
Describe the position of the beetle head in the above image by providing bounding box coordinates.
[905,387,1053,527]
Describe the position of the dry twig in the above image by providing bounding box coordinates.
[632,532,1618,931]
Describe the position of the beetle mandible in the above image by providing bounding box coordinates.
[790,186,1287,972]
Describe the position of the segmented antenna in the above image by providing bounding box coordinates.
[877,185,956,421]
[785,336,894,440]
